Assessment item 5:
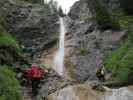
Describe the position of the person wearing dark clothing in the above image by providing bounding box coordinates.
[96,66,105,82]
[96,66,105,90]
[25,64,44,96]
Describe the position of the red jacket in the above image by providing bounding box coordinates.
[25,66,44,80]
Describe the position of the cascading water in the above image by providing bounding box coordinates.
[53,17,66,75]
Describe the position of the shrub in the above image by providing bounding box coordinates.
[119,15,133,29]
[120,0,133,15]
[0,65,22,100]
[94,0,120,30]
[118,49,133,82]
[105,41,133,83]
[0,33,20,51]
[0,29,23,64]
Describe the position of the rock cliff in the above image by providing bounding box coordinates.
[64,0,126,82]
[0,0,59,53]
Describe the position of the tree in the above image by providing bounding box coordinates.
[48,0,58,13]
[94,0,120,30]
[120,0,133,15]
[58,6,64,17]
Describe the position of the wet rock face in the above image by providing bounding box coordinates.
[0,0,59,52]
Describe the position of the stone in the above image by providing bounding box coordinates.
[0,0,59,56]
[64,1,127,82]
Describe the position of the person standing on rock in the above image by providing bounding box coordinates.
[96,65,105,90]
[25,64,45,96]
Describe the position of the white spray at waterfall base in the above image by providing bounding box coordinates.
[53,17,66,75]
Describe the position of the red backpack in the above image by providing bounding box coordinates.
[26,66,44,80]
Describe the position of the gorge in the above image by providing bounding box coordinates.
[0,0,133,100]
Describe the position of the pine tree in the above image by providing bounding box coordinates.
[58,6,64,17]
[120,0,133,15]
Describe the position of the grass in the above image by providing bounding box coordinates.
[0,65,22,100]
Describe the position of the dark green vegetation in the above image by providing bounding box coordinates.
[119,16,133,29]
[0,65,22,100]
[105,41,133,84]
[0,27,22,65]
[0,27,22,100]
[94,0,120,30]
[92,0,133,85]
[119,0,133,15]
[105,15,133,85]
[58,6,65,17]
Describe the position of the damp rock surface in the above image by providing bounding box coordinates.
[48,84,133,100]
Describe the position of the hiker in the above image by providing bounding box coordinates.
[24,64,45,95]
[96,65,105,89]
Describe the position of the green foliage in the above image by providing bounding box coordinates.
[118,49,133,82]
[0,28,23,65]
[119,15,133,29]
[0,65,22,100]
[119,0,133,15]
[104,14,133,84]
[0,33,20,51]
[105,41,133,83]
[105,43,129,72]
[94,0,120,30]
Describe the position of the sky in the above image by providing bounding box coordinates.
[47,0,79,13]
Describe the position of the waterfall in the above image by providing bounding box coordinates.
[53,17,66,75]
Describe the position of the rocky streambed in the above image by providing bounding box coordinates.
[48,83,133,100]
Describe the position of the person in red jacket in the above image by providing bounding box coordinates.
[25,64,44,95]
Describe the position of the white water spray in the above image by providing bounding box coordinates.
[53,17,66,75]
